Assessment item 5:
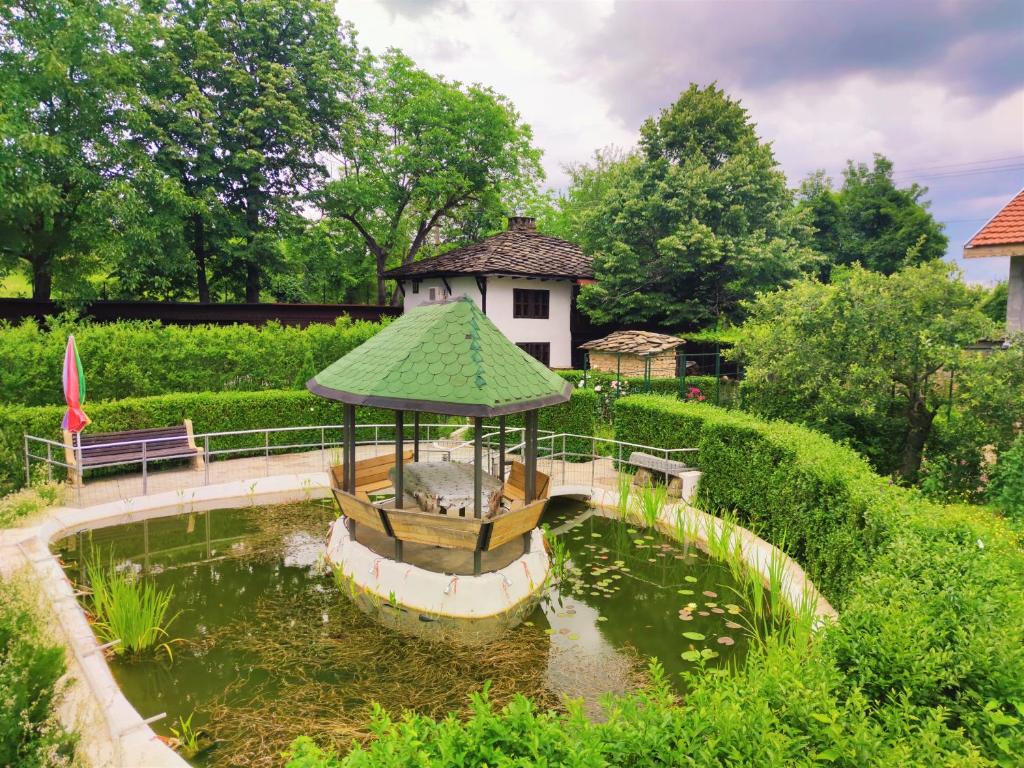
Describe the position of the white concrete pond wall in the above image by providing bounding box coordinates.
[0,470,835,768]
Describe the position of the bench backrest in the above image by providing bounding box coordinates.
[385,507,483,551]
[486,499,546,551]
[333,488,391,536]
[330,450,414,490]
[505,461,551,502]
[71,425,194,466]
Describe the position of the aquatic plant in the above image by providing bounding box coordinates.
[170,712,206,759]
[86,553,180,658]
[615,472,632,520]
[632,481,667,529]
[542,525,571,584]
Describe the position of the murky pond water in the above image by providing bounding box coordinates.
[54,498,753,766]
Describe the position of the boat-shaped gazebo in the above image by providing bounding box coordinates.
[308,297,569,640]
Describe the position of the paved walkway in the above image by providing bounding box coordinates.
[62,439,625,508]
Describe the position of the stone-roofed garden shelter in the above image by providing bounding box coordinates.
[384,216,593,368]
[580,330,685,378]
[964,187,1024,335]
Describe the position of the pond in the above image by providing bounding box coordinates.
[54,497,755,767]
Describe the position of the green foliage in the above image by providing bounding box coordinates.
[0,0,138,301]
[557,370,735,411]
[988,435,1024,521]
[737,262,997,481]
[576,83,821,327]
[0,315,385,406]
[482,389,597,459]
[797,155,948,278]
[86,553,180,657]
[0,581,75,767]
[977,282,1008,325]
[317,49,542,304]
[0,482,62,527]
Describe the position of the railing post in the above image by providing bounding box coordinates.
[562,434,566,484]
[23,434,30,487]
[321,427,326,470]
[592,435,596,488]
[141,441,148,495]
[204,436,210,486]
[265,431,270,476]
[46,442,52,483]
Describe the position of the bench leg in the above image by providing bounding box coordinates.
[394,538,403,563]
[473,550,481,576]
[185,420,205,471]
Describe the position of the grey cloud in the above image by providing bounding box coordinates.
[377,0,468,20]
[580,0,1024,127]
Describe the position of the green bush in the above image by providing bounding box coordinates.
[0,582,76,767]
[1,388,596,495]
[988,435,1024,520]
[481,389,597,460]
[0,315,386,407]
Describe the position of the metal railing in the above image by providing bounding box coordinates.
[24,423,696,508]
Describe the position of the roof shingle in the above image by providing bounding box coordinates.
[579,330,684,356]
[966,188,1024,251]
[384,223,592,280]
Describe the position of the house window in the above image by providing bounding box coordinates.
[428,287,436,301]
[412,280,420,294]
[517,342,550,366]
[513,288,549,319]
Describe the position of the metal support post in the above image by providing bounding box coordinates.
[142,441,148,495]
[413,412,420,462]
[524,410,538,503]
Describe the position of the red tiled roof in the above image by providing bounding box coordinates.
[966,188,1024,249]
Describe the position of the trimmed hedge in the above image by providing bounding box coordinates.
[288,394,1024,766]
[1,389,596,494]
[0,316,385,407]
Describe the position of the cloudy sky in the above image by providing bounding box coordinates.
[337,0,1024,284]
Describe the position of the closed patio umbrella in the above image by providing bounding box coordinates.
[62,334,91,433]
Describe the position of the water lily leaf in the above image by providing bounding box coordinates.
[682,631,705,641]
[684,576,697,583]
[681,650,702,662]
[725,621,742,630]
[700,649,719,660]
[703,590,718,598]
[677,589,694,595]
[568,633,579,641]
[717,636,735,646]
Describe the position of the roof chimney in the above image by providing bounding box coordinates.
[507,216,536,231]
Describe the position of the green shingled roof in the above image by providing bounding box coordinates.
[307,297,572,417]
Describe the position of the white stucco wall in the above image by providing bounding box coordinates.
[402,276,575,368]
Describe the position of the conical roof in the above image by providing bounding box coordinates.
[307,297,572,417]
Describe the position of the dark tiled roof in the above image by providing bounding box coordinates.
[965,188,1024,251]
[580,330,684,355]
[384,228,593,280]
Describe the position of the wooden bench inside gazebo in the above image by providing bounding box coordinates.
[309,297,572,575]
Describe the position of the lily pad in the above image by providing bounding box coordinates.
[725,620,742,630]
[717,636,735,646]
[682,631,706,641]
[681,650,702,662]
[677,589,694,595]
[703,590,718,598]
[684,576,698,583]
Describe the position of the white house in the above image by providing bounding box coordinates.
[384,217,593,368]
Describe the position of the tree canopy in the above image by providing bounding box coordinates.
[316,50,542,305]
[797,154,947,278]
[737,262,997,482]
[574,84,820,328]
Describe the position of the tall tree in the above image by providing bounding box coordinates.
[798,154,947,276]
[0,0,136,301]
[317,51,542,305]
[737,262,996,482]
[576,84,820,328]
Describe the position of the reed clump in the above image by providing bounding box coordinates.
[86,554,180,657]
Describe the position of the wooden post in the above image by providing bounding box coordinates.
[498,415,506,480]
[413,412,420,462]
[524,410,538,503]
[473,417,483,519]
[394,411,404,508]
[343,404,356,493]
